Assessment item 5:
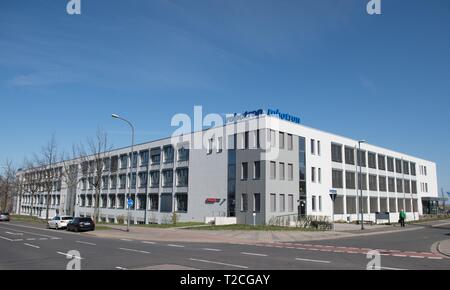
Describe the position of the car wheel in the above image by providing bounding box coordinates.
[75,227,79,233]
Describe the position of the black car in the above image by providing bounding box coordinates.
[66,217,95,232]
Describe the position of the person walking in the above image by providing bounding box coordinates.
[399,209,406,227]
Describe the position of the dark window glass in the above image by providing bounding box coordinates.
[345,147,355,165]
[379,176,387,192]
[378,155,386,170]
[368,152,377,169]
[395,159,402,174]
[357,150,366,167]
[345,171,356,189]
[387,157,394,172]
[388,177,395,192]
[396,178,403,193]
[403,161,410,175]
[332,169,343,188]
[369,174,377,191]
[331,143,343,163]
[410,163,416,176]
[357,173,367,190]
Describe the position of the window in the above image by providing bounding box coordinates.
[150,171,159,187]
[254,161,261,180]
[410,163,416,176]
[102,176,109,190]
[411,180,417,194]
[388,177,395,192]
[369,174,377,191]
[270,194,276,212]
[119,174,126,189]
[160,193,173,213]
[130,173,137,189]
[207,138,213,154]
[176,193,188,212]
[151,150,160,165]
[346,171,356,189]
[368,152,377,169]
[379,176,387,192]
[279,132,285,149]
[317,141,321,156]
[140,150,149,166]
[137,194,146,210]
[103,158,111,171]
[404,179,411,193]
[241,194,248,212]
[319,196,322,211]
[396,178,403,193]
[345,147,355,165]
[217,137,223,153]
[387,157,394,172]
[332,169,343,189]
[279,194,285,212]
[395,159,402,174]
[311,167,316,183]
[241,162,248,180]
[149,195,159,211]
[288,164,293,181]
[269,130,276,147]
[357,150,366,167]
[139,172,148,188]
[279,163,285,180]
[403,161,410,175]
[162,170,173,187]
[378,155,386,170]
[178,147,189,161]
[111,156,119,172]
[110,175,117,189]
[163,146,174,162]
[312,195,316,211]
[255,130,261,149]
[287,134,293,151]
[270,161,276,179]
[311,139,316,155]
[120,155,128,169]
[331,143,342,163]
[254,193,261,213]
[131,152,138,168]
[176,168,188,187]
[357,173,367,190]
[288,194,294,212]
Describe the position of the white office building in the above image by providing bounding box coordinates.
[15,110,439,225]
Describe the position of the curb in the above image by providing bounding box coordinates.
[432,240,450,259]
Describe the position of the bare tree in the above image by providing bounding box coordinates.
[61,145,81,217]
[0,159,17,213]
[37,134,59,221]
[79,127,112,222]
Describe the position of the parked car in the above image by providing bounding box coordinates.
[0,212,10,222]
[66,217,95,232]
[47,216,73,230]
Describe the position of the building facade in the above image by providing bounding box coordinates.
[16,114,439,225]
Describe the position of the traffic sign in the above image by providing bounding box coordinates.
[127,198,134,208]
[329,189,337,202]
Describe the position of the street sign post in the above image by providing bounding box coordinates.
[329,190,337,230]
[127,198,134,209]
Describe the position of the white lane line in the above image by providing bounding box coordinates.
[428,257,443,260]
[373,266,407,270]
[142,241,156,245]
[39,238,48,241]
[295,258,331,264]
[201,248,222,252]
[24,243,40,249]
[189,258,248,269]
[57,252,84,260]
[120,239,133,242]
[27,238,36,241]
[115,267,127,270]
[167,244,185,248]
[0,236,14,242]
[241,252,268,257]
[76,241,97,246]
[392,254,407,257]
[0,225,57,238]
[5,231,23,236]
[410,256,425,259]
[119,248,150,254]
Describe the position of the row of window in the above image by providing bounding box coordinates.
[79,193,188,213]
[81,168,189,190]
[332,169,418,194]
[331,143,417,176]
[332,196,418,214]
[269,161,294,180]
[269,193,295,213]
[21,195,61,205]
[310,139,321,156]
[241,161,261,180]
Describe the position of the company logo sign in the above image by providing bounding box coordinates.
[226,108,300,125]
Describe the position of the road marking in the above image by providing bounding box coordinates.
[141,241,156,245]
[119,248,150,254]
[167,244,185,248]
[0,236,14,242]
[27,238,36,241]
[189,258,248,269]
[295,258,331,264]
[120,239,133,242]
[76,241,96,246]
[410,256,425,259]
[24,243,40,249]
[373,266,407,270]
[202,248,222,252]
[241,252,268,257]
[0,225,58,239]
[57,252,84,260]
[39,238,48,241]
[392,254,407,257]
[428,257,443,260]
[115,267,127,270]
[5,231,23,236]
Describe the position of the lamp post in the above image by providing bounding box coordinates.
[358,140,366,230]
[112,114,135,233]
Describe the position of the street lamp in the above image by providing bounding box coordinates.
[112,114,135,233]
[358,140,367,230]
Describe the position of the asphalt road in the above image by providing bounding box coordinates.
[0,221,449,270]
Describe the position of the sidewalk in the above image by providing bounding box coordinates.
[437,239,450,257]
[86,223,421,244]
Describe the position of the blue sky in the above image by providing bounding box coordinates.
[0,0,449,193]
